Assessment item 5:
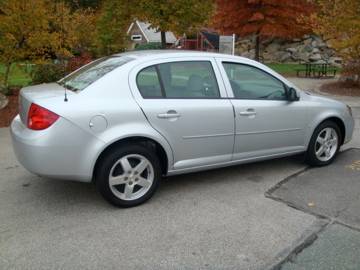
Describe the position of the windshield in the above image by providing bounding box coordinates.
[58,56,134,92]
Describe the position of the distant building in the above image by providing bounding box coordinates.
[127,21,177,48]
[177,29,220,52]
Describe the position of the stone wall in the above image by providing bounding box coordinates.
[236,35,342,66]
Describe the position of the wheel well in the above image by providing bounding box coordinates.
[93,137,169,181]
[322,117,346,145]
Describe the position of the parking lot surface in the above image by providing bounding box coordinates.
[268,149,360,228]
[281,224,360,270]
[1,80,359,269]
[0,127,318,270]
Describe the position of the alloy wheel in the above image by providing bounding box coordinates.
[108,154,154,201]
[315,127,338,162]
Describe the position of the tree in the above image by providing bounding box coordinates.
[0,0,65,88]
[96,0,135,55]
[65,0,102,10]
[71,8,98,54]
[137,0,215,49]
[213,0,314,61]
[313,0,360,84]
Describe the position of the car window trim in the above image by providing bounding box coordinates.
[136,60,222,100]
[222,61,288,101]
[155,65,167,98]
[135,65,164,99]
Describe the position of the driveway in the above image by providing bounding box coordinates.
[0,78,359,270]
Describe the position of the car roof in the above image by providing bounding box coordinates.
[111,50,298,90]
[113,50,247,61]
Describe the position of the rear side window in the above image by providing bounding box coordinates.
[59,56,133,92]
[222,62,286,100]
[136,66,163,98]
[136,61,220,99]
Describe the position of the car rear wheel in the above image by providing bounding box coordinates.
[95,144,161,207]
[305,121,341,166]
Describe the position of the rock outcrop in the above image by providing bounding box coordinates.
[235,35,341,66]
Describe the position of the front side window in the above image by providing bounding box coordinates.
[222,62,286,100]
[59,56,133,92]
[158,61,220,98]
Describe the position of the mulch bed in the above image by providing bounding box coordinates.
[320,81,360,97]
[0,89,20,128]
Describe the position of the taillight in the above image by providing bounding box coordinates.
[27,103,59,130]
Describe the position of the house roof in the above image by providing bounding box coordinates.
[127,21,177,44]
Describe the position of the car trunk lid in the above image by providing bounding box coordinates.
[19,83,73,125]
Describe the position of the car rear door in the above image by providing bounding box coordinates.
[216,58,308,160]
[129,57,235,171]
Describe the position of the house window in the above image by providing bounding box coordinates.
[131,35,142,41]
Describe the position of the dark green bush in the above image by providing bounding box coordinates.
[135,42,162,50]
[32,63,66,85]
[0,83,13,96]
[0,84,8,95]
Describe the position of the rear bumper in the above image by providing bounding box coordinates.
[10,115,105,182]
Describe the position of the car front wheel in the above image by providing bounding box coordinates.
[95,144,161,207]
[305,121,341,166]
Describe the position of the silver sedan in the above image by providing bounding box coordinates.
[11,51,354,207]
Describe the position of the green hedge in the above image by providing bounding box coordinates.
[135,42,162,50]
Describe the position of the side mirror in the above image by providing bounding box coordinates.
[287,87,299,101]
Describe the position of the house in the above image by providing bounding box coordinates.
[127,21,177,48]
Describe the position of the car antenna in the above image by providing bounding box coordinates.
[64,87,68,102]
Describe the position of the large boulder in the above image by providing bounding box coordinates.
[309,53,322,62]
[286,47,297,53]
[329,57,343,66]
[0,92,9,110]
[241,49,255,59]
[291,52,310,62]
[269,51,291,62]
[299,44,313,53]
[265,42,281,53]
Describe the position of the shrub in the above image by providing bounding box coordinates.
[32,63,65,85]
[341,60,360,86]
[135,42,162,50]
[66,52,93,73]
[0,84,9,95]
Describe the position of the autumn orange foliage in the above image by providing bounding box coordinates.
[213,0,314,60]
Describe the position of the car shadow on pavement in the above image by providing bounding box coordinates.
[14,154,306,210]
[157,154,306,198]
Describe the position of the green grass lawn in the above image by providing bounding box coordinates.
[265,63,305,77]
[266,63,342,77]
[0,63,33,87]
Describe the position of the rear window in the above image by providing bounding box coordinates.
[59,56,133,92]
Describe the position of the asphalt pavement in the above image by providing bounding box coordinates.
[0,78,359,270]
[0,128,319,270]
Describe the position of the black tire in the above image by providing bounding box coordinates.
[95,144,162,207]
[305,120,342,166]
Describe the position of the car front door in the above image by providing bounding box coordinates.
[216,59,308,160]
[129,57,235,171]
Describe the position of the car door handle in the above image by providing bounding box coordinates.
[239,109,257,116]
[157,111,181,119]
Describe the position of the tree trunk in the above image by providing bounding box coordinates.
[4,63,11,88]
[161,31,166,49]
[255,33,260,62]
